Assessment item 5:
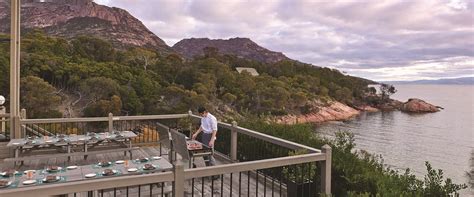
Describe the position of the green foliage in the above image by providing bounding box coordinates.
[20,76,62,118]
[283,149,318,183]
[380,84,397,102]
[0,32,376,118]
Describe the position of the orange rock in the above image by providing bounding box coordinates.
[400,98,440,113]
[276,101,359,124]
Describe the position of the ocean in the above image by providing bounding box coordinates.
[315,84,474,195]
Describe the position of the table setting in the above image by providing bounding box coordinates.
[0,154,172,190]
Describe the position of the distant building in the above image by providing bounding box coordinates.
[235,67,259,76]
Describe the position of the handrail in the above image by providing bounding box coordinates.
[19,113,320,152]
[189,114,321,153]
[0,171,174,197]
[20,114,188,124]
[185,152,325,179]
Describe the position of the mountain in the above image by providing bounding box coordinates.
[0,0,173,53]
[173,37,289,63]
[384,77,474,85]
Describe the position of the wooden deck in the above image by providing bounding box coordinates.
[0,146,286,197]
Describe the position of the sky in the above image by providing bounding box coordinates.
[95,0,474,82]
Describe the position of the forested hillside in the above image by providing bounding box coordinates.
[0,31,373,119]
[0,32,467,196]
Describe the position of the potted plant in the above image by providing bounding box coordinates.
[283,149,317,196]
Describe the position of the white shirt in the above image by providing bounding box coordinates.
[201,113,218,134]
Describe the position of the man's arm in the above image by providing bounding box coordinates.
[192,126,203,140]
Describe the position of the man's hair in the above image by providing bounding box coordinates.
[198,106,207,114]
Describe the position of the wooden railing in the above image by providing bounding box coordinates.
[0,112,332,196]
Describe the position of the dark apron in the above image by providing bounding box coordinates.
[201,132,215,166]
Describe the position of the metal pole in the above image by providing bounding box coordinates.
[10,0,21,139]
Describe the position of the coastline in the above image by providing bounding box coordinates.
[275,101,363,124]
[274,96,441,125]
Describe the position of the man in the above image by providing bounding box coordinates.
[192,107,217,166]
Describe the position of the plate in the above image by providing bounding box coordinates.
[0,181,12,188]
[127,168,138,172]
[0,171,19,176]
[85,173,96,178]
[115,160,125,164]
[101,170,117,176]
[23,170,36,174]
[42,176,60,183]
[98,162,112,167]
[22,180,37,185]
[66,166,78,170]
[135,158,149,163]
[46,167,62,172]
[142,164,156,170]
[152,156,162,160]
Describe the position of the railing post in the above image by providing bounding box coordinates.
[20,108,26,119]
[20,108,26,137]
[321,144,332,195]
[108,112,113,132]
[173,163,184,197]
[188,110,193,137]
[230,121,238,162]
[0,106,5,134]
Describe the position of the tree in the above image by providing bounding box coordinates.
[83,95,122,117]
[291,91,307,107]
[124,48,157,70]
[20,76,62,118]
[222,93,237,105]
[379,84,397,102]
[79,77,120,102]
[72,36,116,62]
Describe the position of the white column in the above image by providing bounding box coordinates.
[10,0,21,139]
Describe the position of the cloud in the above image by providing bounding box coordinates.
[94,0,474,81]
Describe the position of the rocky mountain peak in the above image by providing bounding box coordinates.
[173,37,289,63]
[0,0,172,53]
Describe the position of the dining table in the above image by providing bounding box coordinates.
[6,131,137,163]
[0,156,173,190]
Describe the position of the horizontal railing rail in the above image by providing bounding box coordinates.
[184,152,325,179]
[21,114,188,124]
[189,114,320,153]
[0,171,175,197]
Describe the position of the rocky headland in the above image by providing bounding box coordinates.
[275,101,360,124]
[274,98,441,125]
[400,98,442,113]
